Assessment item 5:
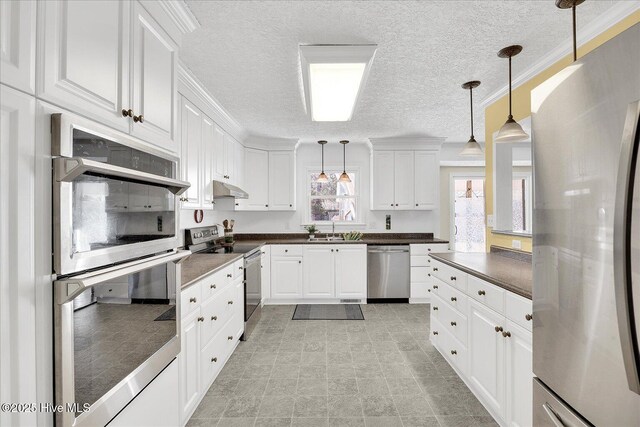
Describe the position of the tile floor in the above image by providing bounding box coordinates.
[187,304,497,427]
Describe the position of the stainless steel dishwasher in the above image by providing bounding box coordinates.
[367,245,410,301]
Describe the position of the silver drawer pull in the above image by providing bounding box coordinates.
[450,350,457,355]
[502,331,512,338]
[228,300,233,305]
[450,297,457,302]
[227,336,233,340]
[197,317,204,322]
[227,273,232,278]
[190,297,197,303]
[212,316,217,321]
[433,285,438,289]
[432,331,438,335]
[495,326,503,332]
[211,284,217,289]
[450,276,456,281]
[211,357,218,363]
[525,314,533,321]
[478,290,486,296]
[433,267,438,271]
[450,321,456,326]
[433,306,438,311]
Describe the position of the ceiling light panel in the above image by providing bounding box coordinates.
[300,45,377,122]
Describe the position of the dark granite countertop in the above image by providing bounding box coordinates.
[180,253,244,289]
[234,233,448,246]
[429,252,532,299]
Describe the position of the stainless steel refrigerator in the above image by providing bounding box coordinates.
[532,23,640,426]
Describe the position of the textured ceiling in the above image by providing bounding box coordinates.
[181,0,616,143]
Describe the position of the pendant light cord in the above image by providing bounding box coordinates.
[343,142,346,173]
[572,4,577,61]
[321,143,324,172]
[469,86,474,139]
[508,55,512,118]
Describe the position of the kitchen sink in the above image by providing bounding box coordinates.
[308,236,344,242]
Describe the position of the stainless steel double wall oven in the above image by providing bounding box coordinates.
[51,113,190,427]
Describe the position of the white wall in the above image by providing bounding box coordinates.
[180,142,442,237]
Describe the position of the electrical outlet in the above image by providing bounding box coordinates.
[512,239,522,250]
[487,214,495,228]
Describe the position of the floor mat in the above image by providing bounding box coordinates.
[292,304,364,320]
[154,306,176,321]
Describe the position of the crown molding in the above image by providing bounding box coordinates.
[369,136,446,151]
[480,1,640,109]
[244,136,299,151]
[178,61,248,142]
[157,0,200,34]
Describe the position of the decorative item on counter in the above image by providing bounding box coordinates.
[222,219,235,244]
[304,224,318,239]
[342,231,363,241]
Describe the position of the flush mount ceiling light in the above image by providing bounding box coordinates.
[460,80,483,157]
[495,45,529,143]
[556,0,585,61]
[299,44,377,122]
[338,140,351,183]
[316,140,329,182]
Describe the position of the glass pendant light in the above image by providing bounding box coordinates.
[556,0,585,62]
[495,45,529,143]
[460,80,483,156]
[316,140,329,182]
[338,140,351,183]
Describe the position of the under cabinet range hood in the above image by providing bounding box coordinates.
[213,180,249,199]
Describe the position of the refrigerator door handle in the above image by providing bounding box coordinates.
[613,100,640,394]
[542,403,565,427]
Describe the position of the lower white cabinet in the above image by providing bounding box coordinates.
[303,246,334,298]
[430,258,533,427]
[334,245,367,299]
[409,243,449,303]
[270,254,303,299]
[260,245,271,304]
[179,260,244,425]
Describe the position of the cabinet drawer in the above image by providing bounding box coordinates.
[438,322,468,376]
[201,269,228,301]
[433,293,467,346]
[431,260,467,292]
[467,275,505,314]
[411,282,431,299]
[200,328,226,388]
[411,266,430,283]
[434,278,468,313]
[233,259,244,280]
[411,244,449,256]
[200,286,235,347]
[181,283,202,319]
[430,316,444,345]
[271,245,303,257]
[410,255,431,267]
[506,293,533,332]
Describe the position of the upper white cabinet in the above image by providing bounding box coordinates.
[130,2,178,152]
[0,0,36,94]
[211,131,242,186]
[39,0,182,153]
[201,116,216,207]
[238,148,269,210]
[371,149,438,210]
[179,97,202,209]
[268,151,295,210]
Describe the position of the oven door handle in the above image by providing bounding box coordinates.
[55,250,191,304]
[54,157,191,195]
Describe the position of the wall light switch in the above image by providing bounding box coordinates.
[487,215,495,228]
[512,239,522,250]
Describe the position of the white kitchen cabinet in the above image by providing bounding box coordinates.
[302,246,335,298]
[268,151,295,210]
[260,246,271,304]
[39,0,130,132]
[130,2,178,152]
[409,243,450,303]
[212,125,226,181]
[0,0,36,94]
[414,151,438,209]
[371,149,439,211]
[180,310,201,422]
[393,151,415,209]
[224,134,235,182]
[505,320,533,427]
[234,141,245,189]
[371,151,395,210]
[180,98,202,208]
[271,256,303,299]
[468,299,506,420]
[237,148,269,210]
[201,116,216,208]
[334,245,367,299]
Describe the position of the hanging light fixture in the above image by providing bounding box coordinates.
[460,80,483,156]
[495,45,529,143]
[338,140,351,183]
[316,140,329,182]
[556,0,585,62]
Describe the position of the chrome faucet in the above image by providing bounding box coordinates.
[332,221,335,238]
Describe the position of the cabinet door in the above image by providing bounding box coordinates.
[414,151,438,210]
[40,0,130,132]
[237,148,269,210]
[302,246,335,298]
[468,300,506,420]
[268,151,295,210]
[0,0,35,94]
[233,279,245,339]
[260,246,271,302]
[371,151,395,210]
[180,310,200,423]
[505,320,533,427]
[394,151,415,209]
[270,257,302,299]
[223,133,235,181]
[233,140,244,188]
[131,2,177,152]
[335,245,367,299]
[180,99,202,208]
[201,115,215,209]
[212,125,225,181]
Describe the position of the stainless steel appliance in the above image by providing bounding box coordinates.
[367,245,410,301]
[52,112,191,427]
[532,23,640,426]
[52,113,190,276]
[212,180,249,199]
[185,226,262,339]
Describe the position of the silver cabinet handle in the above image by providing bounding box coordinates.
[478,290,486,296]
[525,314,532,321]
[227,273,232,278]
[197,317,204,322]
[542,403,565,427]
[190,297,197,303]
[211,357,218,363]
[227,336,233,340]
[502,331,511,338]
[211,316,217,321]
[228,300,233,305]
[211,284,216,289]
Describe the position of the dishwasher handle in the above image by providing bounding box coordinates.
[367,249,410,253]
